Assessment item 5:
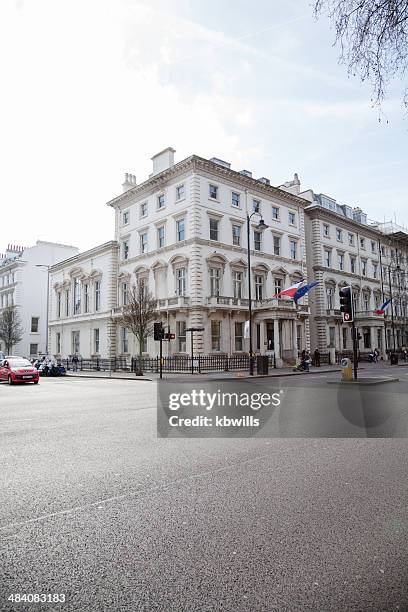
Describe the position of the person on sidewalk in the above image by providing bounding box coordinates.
[72,354,79,372]
[373,348,379,363]
[313,348,321,367]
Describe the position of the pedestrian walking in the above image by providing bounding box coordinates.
[314,348,321,367]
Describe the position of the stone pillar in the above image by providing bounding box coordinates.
[329,347,336,365]
[274,319,282,367]
[259,321,266,354]
[381,325,387,358]
[370,326,376,351]
[292,319,298,358]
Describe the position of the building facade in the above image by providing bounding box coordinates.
[301,189,408,355]
[47,148,408,365]
[49,149,312,365]
[0,241,78,357]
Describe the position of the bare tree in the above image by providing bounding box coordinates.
[0,306,24,355]
[314,0,408,111]
[117,281,158,376]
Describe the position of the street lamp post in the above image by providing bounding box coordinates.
[246,211,268,376]
[388,265,397,352]
[36,264,50,355]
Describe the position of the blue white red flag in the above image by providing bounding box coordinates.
[273,281,303,299]
[293,281,319,304]
[375,298,392,315]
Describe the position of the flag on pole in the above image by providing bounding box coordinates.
[272,281,303,300]
[375,298,392,315]
[293,281,319,304]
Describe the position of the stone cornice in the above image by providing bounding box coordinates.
[50,241,119,273]
[106,155,310,210]
[305,204,382,238]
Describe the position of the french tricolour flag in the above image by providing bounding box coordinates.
[375,298,392,315]
[273,281,303,300]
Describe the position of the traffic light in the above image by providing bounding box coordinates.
[154,322,165,341]
[339,286,354,323]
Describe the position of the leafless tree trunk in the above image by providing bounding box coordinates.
[0,306,24,355]
[314,0,408,112]
[117,281,158,376]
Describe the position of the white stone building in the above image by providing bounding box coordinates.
[0,241,78,357]
[49,149,312,365]
[300,189,408,355]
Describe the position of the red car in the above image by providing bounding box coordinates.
[0,357,39,385]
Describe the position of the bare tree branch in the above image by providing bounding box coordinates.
[314,0,408,111]
[0,307,24,355]
[117,280,159,375]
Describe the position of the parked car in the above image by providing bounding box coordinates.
[0,357,40,385]
[38,362,66,377]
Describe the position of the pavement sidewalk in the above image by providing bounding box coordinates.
[65,365,344,382]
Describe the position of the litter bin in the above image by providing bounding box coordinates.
[390,353,399,365]
[256,355,269,375]
[341,357,353,380]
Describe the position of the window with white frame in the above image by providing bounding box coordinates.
[254,231,262,251]
[121,282,128,306]
[84,284,89,313]
[176,321,186,352]
[73,278,81,314]
[289,211,296,226]
[209,184,218,199]
[349,233,355,246]
[324,249,332,267]
[253,199,260,213]
[350,256,356,274]
[122,240,129,260]
[336,228,343,242]
[323,223,330,237]
[209,267,221,296]
[157,194,165,209]
[209,218,219,241]
[272,206,279,220]
[211,321,221,351]
[65,290,70,316]
[234,322,243,351]
[338,253,345,271]
[326,287,334,309]
[360,237,366,250]
[274,277,283,295]
[121,328,128,353]
[72,330,80,354]
[175,184,185,201]
[57,292,62,318]
[140,233,148,254]
[157,225,165,248]
[233,271,242,298]
[371,241,376,253]
[176,268,186,296]
[94,328,100,353]
[363,293,370,311]
[290,239,298,259]
[372,262,378,278]
[232,224,241,246]
[31,317,39,333]
[273,235,281,255]
[123,210,130,225]
[255,275,264,300]
[140,201,148,218]
[361,260,367,276]
[95,280,101,312]
[56,332,61,354]
[176,218,185,241]
[231,192,240,207]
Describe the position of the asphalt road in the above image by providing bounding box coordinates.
[0,375,407,611]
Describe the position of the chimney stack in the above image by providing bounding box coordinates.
[122,173,137,193]
[151,147,175,176]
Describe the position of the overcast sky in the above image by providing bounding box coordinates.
[1,0,407,254]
